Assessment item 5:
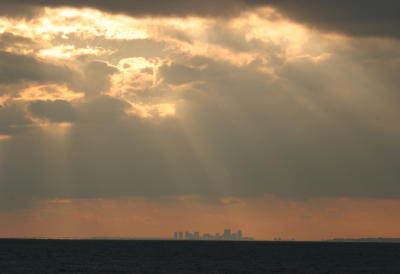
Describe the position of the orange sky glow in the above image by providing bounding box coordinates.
[1,196,399,240]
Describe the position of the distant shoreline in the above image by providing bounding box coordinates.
[327,238,400,243]
[1,237,400,243]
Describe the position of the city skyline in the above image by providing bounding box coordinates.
[173,229,253,241]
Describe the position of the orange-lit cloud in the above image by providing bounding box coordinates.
[0,8,148,41]
[38,45,110,59]
[0,94,10,106]
[0,134,11,141]
[0,6,332,64]
[15,84,84,102]
[111,57,160,94]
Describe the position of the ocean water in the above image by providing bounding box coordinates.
[1,239,400,273]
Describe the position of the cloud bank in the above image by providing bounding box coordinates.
[0,5,399,210]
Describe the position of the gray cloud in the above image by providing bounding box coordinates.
[162,55,400,199]
[1,1,399,38]
[0,55,119,98]
[1,4,400,210]
[0,102,32,135]
[29,100,76,123]
[76,95,130,123]
[1,45,400,210]
[0,51,78,91]
[267,0,400,38]
[0,3,41,18]
[80,61,118,97]
[0,32,33,50]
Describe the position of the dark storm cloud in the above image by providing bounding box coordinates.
[0,51,77,89]
[1,0,399,38]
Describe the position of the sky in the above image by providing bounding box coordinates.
[0,1,400,240]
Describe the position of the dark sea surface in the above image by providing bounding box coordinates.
[1,239,400,273]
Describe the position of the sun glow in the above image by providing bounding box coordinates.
[38,45,110,59]
[1,8,149,40]
[125,102,176,118]
[110,57,160,97]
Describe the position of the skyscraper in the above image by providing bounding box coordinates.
[223,229,231,240]
[238,230,242,240]
[185,231,194,240]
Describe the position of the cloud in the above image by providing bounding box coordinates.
[80,61,118,97]
[0,102,32,134]
[29,100,76,123]
[267,0,400,38]
[1,1,399,38]
[0,5,400,211]
[0,3,41,18]
[0,32,33,50]
[0,53,117,100]
[0,0,249,18]
[0,51,78,90]
[76,95,130,123]
[1,47,400,210]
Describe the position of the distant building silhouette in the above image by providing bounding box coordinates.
[173,229,253,241]
[223,229,231,240]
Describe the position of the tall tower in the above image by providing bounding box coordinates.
[223,229,231,240]
[178,232,183,240]
[174,232,178,240]
[238,230,242,240]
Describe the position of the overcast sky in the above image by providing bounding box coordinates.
[0,1,399,239]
